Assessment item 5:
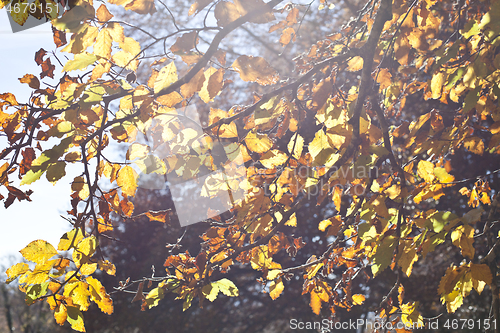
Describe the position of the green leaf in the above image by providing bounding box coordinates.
[371,236,397,276]
[427,211,458,233]
[62,53,97,72]
[46,161,67,183]
[25,282,49,305]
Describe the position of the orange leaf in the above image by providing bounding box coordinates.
[96,4,114,22]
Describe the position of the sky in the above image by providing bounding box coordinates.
[0,11,72,268]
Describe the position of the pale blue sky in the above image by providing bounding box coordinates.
[0,12,72,267]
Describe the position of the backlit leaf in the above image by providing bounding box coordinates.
[62,53,97,72]
[20,240,58,264]
[117,166,138,197]
[269,278,284,300]
[154,62,178,95]
[245,130,273,153]
[232,56,278,85]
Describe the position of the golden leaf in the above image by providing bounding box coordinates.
[346,56,364,71]
[417,160,435,183]
[116,166,138,197]
[96,4,114,22]
[463,137,484,155]
[94,29,112,59]
[352,294,365,305]
[154,62,178,95]
[431,72,445,99]
[87,276,114,314]
[260,150,288,168]
[310,290,322,315]
[245,130,273,153]
[20,240,58,264]
[269,278,284,300]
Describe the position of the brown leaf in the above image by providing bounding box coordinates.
[214,1,240,27]
[180,69,205,98]
[189,0,212,15]
[19,74,40,90]
[40,59,55,79]
[35,48,47,65]
[170,31,198,54]
[279,27,295,46]
[232,55,278,85]
[52,26,67,48]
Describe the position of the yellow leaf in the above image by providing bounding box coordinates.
[309,130,335,165]
[451,225,475,259]
[376,68,392,90]
[5,262,29,283]
[73,236,97,269]
[54,303,67,325]
[318,219,332,232]
[352,294,365,305]
[117,166,138,197]
[112,51,136,70]
[199,67,223,103]
[269,278,284,300]
[64,281,90,311]
[87,276,114,314]
[397,245,418,277]
[347,56,363,71]
[202,283,219,302]
[94,29,112,59]
[463,137,484,155]
[156,92,183,107]
[213,278,239,297]
[284,213,297,227]
[58,228,84,251]
[431,72,445,99]
[310,290,322,314]
[245,130,273,153]
[66,306,86,332]
[434,167,454,183]
[232,55,278,85]
[124,0,156,14]
[107,23,124,43]
[287,133,304,159]
[385,184,401,200]
[98,260,116,275]
[119,37,141,55]
[20,240,58,264]
[260,150,288,168]
[154,62,178,95]
[417,160,435,183]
